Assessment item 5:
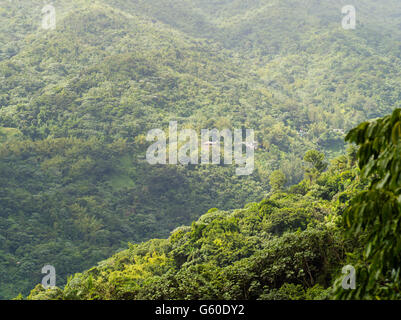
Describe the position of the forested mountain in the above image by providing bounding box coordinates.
[26,149,364,300]
[1,0,401,299]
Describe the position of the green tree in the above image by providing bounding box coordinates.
[335,108,401,299]
[269,170,287,192]
[304,150,328,173]
[303,150,328,183]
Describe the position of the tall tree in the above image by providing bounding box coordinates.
[335,108,401,299]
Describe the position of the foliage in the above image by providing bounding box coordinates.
[1,0,401,299]
[334,108,401,299]
[269,170,287,192]
[26,154,362,300]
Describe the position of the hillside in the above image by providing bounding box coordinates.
[2,0,401,299]
[26,153,363,300]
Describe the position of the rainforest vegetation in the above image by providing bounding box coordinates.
[2,0,401,299]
